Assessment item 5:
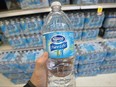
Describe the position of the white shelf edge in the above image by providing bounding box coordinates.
[0,3,116,18]
[0,5,80,18]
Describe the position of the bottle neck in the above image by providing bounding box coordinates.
[52,6,61,12]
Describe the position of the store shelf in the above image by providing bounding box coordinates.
[0,73,116,87]
[0,5,80,18]
[0,3,116,18]
[81,3,116,9]
[0,44,13,52]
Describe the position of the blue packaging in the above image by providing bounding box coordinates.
[36,16,43,32]
[100,66,116,74]
[27,34,43,47]
[3,72,29,79]
[84,12,105,29]
[74,13,84,30]
[11,78,29,84]
[81,0,98,4]
[8,35,27,49]
[75,68,100,77]
[103,28,116,39]
[102,40,116,61]
[68,13,84,30]
[103,12,116,28]
[74,30,82,40]
[20,18,27,34]
[72,0,81,4]
[81,29,99,40]
[77,62,102,72]
[76,42,106,64]
[0,52,23,73]
[101,60,116,67]
[5,0,49,10]
[72,0,98,4]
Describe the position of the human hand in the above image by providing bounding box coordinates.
[30,52,48,87]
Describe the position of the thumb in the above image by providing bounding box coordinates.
[35,52,48,67]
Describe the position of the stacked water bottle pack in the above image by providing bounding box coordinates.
[72,0,116,4]
[67,12,84,40]
[72,0,99,5]
[8,33,43,49]
[5,0,49,10]
[0,11,105,49]
[98,0,116,3]
[100,12,116,39]
[100,40,116,74]
[0,49,44,84]
[75,42,107,76]
[68,11,105,40]
[0,16,43,49]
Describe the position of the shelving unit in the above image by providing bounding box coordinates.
[0,5,80,18]
[0,2,116,87]
[0,3,116,18]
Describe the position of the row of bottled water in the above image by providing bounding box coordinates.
[2,28,99,48]
[0,40,116,82]
[74,29,99,40]
[73,0,116,4]
[4,72,32,84]
[100,40,116,74]
[100,28,116,39]
[100,11,116,39]
[0,49,44,73]
[0,16,43,37]
[8,33,43,49]
[98,0,116,3]
[75,40,116,76]
[5,0,116,10]
[76,42,106,64]
[67,12,105,29]
[73,0,99,4]
[0,49,44,84]
[103,12,116,28]
[5,0,49,10]
[0,12,105,37]
[75,42,106,76]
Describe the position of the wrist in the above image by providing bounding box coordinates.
[24,80,36,87]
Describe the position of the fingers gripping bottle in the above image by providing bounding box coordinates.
[42,1,76,87]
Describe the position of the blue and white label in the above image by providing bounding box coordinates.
[44,32,74,59]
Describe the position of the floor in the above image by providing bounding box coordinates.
[0,73,116,87]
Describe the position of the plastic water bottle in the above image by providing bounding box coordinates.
[42,1,76,87]
[43,1,75,87]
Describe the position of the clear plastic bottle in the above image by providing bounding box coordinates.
[42,1,76,87]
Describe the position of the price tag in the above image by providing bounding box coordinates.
[97,6,103,15]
